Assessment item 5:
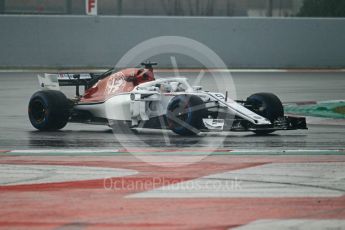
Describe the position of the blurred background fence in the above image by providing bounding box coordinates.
[0,0,344,17]
[0,0,344,69]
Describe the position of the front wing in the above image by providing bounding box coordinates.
[225,116,307,132]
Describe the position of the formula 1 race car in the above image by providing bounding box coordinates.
[28,62,307,136]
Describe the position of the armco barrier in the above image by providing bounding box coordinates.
[0,15,344,68]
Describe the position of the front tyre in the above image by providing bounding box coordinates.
[28,90,70,131]
[246,92,284,135]
[167,95,206,136]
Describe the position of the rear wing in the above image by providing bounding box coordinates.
[55,73,98,86]
[38,73,101,88]
[38,72,102,96]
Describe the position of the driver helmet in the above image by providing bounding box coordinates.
[159,83,172,92]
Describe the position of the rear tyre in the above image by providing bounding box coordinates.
[167,95,206,136]
[28,90,70,131]
[246,92,284,135]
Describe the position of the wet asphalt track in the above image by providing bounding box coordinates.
[1,70,345,230]
[0,70,345,150]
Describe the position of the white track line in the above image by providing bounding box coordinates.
[0,164,137,186]
[129,162,345,198]
[10,149,119,154]
[233,219,345,230]
[1,149,344,155]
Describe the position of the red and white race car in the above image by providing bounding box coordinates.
[28,62,307,136]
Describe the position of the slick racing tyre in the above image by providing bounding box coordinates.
[167,95,206,136]
[28,90,70,131]
[246,92,284,135]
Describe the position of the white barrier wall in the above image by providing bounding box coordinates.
[0,15,344,68]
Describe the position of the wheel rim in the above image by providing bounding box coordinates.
[248,97,271,120]
[167,99,192,130]
[30,100,47,123]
